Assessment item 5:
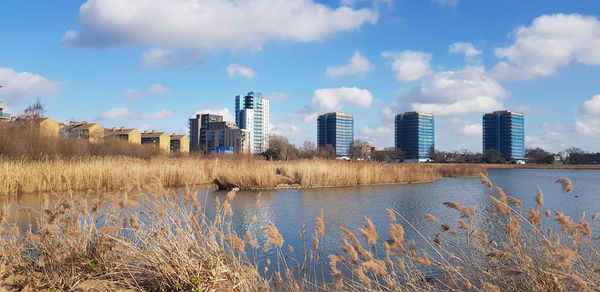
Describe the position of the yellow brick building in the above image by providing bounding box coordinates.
[105,127,141,144]
[62,122,104,142]
[12,117,60,137]
[170,134,190,153]
[141,131,170,152]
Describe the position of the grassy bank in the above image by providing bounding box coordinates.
[0,175,598,291]
[0,156,488,196]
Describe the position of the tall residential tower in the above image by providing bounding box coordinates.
[235,92,270,154]
[317,112,354,157]
[395,111,434,162]
[482,110,525,162]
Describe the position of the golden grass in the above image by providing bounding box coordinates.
[0,156,488,196]
[0,175,599,291]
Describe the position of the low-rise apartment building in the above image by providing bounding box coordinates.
[61,121,104,142]
[12,117,60,137]
[141,131,170,152]
[170,134,190,153]
[104,127,141,144]
[0,102,10,121]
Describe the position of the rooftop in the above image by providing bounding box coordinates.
[141,131,167,138]
[319,112,353,118]
[399,111,434,117]
[488,110,524,116]
[105,127,138,134]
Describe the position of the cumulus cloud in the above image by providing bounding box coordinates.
[265,92,289,101]
[491,14,600,81]
[432,0,458,8]
[227,64,256,79]
[580,94,600,116]
[62,0,378,51]
[576,94,600,136]
[358,125,393,147]
[381,50,433,82]
[404,66,508,116]
[449,42,481,57]
[139,48,200,68]
[0,67,59,104]
[325,51,374,77]
[124,84,171,101]
[193,107,235,122]
[272,123,303,136]
[311,87,373,110]
[97,108,173,120]
[525,129,569,152]
[450,119,482,135]
[380,106,395,122]
[284,105,320,123]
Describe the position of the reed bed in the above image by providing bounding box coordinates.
[0,175,598,291]
[0,156,487,196]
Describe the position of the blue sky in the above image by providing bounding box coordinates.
[1,0,600,152]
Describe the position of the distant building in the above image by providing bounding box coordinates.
[0,101,10,121]
[235,92,270,154]
[104,127,141,144]
[141,131,170,152]
[190,113,250,154]
[189,114,223,152]
[170,134,190,153]
[395,111,434,163]
[13,117,60,137]
[483,110,525,162]
[317,112,354,157]
[61,121,104,142]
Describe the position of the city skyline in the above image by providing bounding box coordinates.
[1,1,600,152]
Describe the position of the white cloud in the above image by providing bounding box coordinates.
[146,84,171,95]
[272,124,303,136]
[491,14,600,81]
[311,87,373,110]
[450,119,482,135]
[381,50,432,82]
[358,125,393,148]
[63,0,378,51]
[449,42,481,57]
[0,67,59,104]
[432,0,458,8]
[265,92,289,101]
[525,130,568,152]
[381,106,395,122]
[97,108,173,120]
[123,84,171,101]
[284,105,320,123]
[227,64,256,79]
[404,66,508,116]
[580,94,600,116]
[193,107,235,122]
[576,94,600,136]
[325,51,374,77]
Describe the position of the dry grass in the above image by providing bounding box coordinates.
[0,156,487,196]
[1,175,599,291]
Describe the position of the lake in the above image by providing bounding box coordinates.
[3,168,600,273]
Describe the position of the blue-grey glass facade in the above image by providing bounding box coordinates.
[395,112,435,160]
[483,110,525,160]
[317,112,354,157]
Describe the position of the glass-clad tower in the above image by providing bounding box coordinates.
[482,110,525,161]
[395,111,434,162]
[235,92,270,154]
[317,112,354,157]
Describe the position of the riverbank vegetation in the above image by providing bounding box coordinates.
[1,175,598,291]
[0,156,487,196]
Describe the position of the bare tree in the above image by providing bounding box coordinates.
[20,99,46,121]
[349,139,370,160]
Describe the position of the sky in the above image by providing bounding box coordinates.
[1,0,600,153]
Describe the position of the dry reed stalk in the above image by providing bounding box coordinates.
[386,208,397,222]
[263,221,284,248]
[315,209,325,237]
[536,187,544,207]
[555,178,574,192]
[359,217,379,247]
[424,214,438,222]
